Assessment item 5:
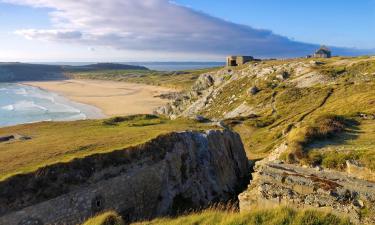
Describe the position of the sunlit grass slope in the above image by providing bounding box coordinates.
[84,207,351,225]
[0,115,212,180]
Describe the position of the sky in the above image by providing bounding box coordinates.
[0,0,374,62]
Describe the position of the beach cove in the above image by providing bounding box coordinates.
[22,79,175,117]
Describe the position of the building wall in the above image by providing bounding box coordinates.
[226,56,254,66]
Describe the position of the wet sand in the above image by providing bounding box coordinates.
[23,79,175,117]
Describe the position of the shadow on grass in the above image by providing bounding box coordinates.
[306,119,361,150]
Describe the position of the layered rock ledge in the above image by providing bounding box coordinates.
[239,162,375,224]
[0,130,249,225]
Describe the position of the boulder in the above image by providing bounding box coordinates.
[276,71,289,80]
[0,135,14,143]
[248,86,260,95]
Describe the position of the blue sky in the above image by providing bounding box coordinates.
[177,0,375,49]
[0,0,374,61]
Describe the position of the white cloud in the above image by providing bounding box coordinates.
[15,29,82,41]
[4,0,373,58]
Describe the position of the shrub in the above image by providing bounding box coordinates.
[322,151,359,170]
[285,114,350,163]
[103,114,159,126]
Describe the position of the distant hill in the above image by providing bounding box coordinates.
[0,62,149,82]
[0,63,64,82]
[63,63,149,72]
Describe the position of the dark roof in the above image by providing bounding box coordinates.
[315,46,331,54]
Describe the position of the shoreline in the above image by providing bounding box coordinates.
[20,82,106,120]
[21,79,175,117]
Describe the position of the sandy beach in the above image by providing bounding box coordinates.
[23,79,175,117]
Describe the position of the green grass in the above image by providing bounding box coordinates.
[0,115,213,181]
[82,211,124,225]
[132,206,351,225]
[193,57,375,166]
[83,207,351,225]
[305,119,375,171]
[282,114,350,163]
[66,67,220,90]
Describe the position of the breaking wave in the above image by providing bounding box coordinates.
[0,83,101,127]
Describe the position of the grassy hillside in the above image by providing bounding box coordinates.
[0,62,150,82]
[84,207,351,225]
[185,57,375,172]
[0,115,212,181]
[66,67,220,90]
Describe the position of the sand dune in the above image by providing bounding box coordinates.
[23,79,175,116]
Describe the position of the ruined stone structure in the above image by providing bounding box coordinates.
[0,130,249,225]
[226,56,254,67]
[313,46,332,58]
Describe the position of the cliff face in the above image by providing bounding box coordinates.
[0,130,249,225]
[239,162,375,224]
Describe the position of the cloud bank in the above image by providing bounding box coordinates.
[4,0,373,58]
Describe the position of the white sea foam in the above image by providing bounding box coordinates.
[28,92,56,102]
[51,102,82,113]
[11,101,48,112]
[13,88,28,95]
[1,105,15,111]
[0,83,103,127]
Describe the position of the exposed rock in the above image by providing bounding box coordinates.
[291,72,328,88]
[239,162,375,224]
[0,135,14,143]
[0,134,31,143]
[154,92,182,100]
[310,60,325,66]
[192,74,215,91]
[224,102,256,119]
[0,130,249,225]
[357,113,375,120]
[276,71,289,80]
[194,115,209,123]
[248,86,259,95]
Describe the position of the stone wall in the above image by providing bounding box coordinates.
[0,130,249,225]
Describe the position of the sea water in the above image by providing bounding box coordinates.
[0,83,103,127]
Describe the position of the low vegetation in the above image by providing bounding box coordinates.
[67,67,220,90]
[82,211,124,225]
[84,206,351,225]
[0,115,213,180]
[283,114,349,163]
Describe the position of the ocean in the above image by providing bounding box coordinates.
[42,61,225,71]
[0,62,223,127]
[0,83,103,127]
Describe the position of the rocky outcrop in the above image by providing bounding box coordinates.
[156,60,319,119]
[0,130,249,225]
[156,68,233,118]
[239,162,375,224]
[224,102,255,119]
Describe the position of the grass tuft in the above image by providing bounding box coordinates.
[82,211,124,225]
